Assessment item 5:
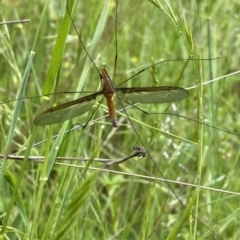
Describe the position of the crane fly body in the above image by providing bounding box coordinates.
[33,68,189,127]
[101,68,118,127]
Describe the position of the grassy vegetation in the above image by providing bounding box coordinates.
[1,0,240,239]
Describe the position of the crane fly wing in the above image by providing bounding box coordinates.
[116,86,189,104]
[33,91,102,126]
[33,87,188,126]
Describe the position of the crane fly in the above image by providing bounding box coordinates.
[31,1,190,127]
[33,68,189,127]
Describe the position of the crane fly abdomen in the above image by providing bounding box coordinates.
[105,94,117,127]
[101,68,118,127]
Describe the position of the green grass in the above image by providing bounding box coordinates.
[1,0,240,239]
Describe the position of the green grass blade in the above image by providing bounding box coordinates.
[53,171,99,240]
[42,0,77,95]
[0,51,35,190]
[44,0,111,181]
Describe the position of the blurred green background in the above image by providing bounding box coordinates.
[1,0,240,239]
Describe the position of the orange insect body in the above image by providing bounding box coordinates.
[101,68,117,127]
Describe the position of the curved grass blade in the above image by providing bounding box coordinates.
[0,51,35,189]
[42,0,77,95]
[0,51,35,234]
[42,0,111,182]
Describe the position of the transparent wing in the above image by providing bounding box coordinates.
[33,91,102,126]
[116,86,189,103]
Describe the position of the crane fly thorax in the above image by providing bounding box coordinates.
[101,68,116,99]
